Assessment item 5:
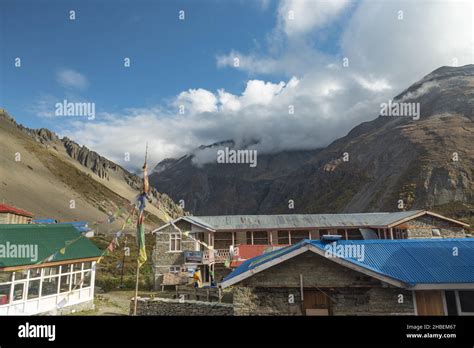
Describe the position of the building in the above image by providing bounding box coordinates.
[0,224,102,315]
[221,238,474,316]
[0,204,33,224]
[151,210,468,288]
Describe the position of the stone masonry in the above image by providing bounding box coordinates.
[132,297,233,316]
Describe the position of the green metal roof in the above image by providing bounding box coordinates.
[0,224,102,269]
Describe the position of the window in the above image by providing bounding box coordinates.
[169,233,181,251]
[27,280,41,299]
[43,266,60,277]
[169,266,180,274]
[458,291,474,314]
[29,268,42,279]
[72,273,83,288]
[41,276,59,296]
[61,265,72,274]
[60,275,71,293]
[0,271,12,283]
[252,231,269,245]
[432,228,441,237]
[214,232,233,249]
[83,261,92,270]
[277,231,289,244]
[13,283,25,301]
[291,230,309,244]
[347,229,363,240]
[73,263,82,272]
[14,270,27,280]
[82,272,91,288]
[0,284,11,305]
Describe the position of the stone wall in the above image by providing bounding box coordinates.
[405,215,465,239]
[132,297,233,316]
[239,252,381,288]
[233,286,414,316]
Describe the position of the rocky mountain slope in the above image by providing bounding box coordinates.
[150,65,474,223]
[0,110,184,232]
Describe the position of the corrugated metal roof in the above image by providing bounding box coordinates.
[0,224,102,268]
[222,238,474,287]
[0,204,33,217]
[189,211,424,230]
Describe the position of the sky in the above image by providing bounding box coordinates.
[1,0,473,170]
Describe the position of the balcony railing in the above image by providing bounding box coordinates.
[203,247,239,264]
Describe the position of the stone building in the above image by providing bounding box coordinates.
[151,210,468,288]
[221,239,474,316]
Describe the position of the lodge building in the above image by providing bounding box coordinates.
[151,210,469,288]
[0,224,101,315]
[221,238,474,316]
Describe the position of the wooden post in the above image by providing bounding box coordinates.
[133,262,140,315]
[299,274,304,315]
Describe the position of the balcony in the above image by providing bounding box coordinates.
[202,248,239,264]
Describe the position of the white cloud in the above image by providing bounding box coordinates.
[353,75,392,92]
[277,0,351,36]
[56,69,89,90]
[64,0,473,170]
[175,88,218,114]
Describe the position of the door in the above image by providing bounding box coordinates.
[303,290,330,316]
[415,291,445,315]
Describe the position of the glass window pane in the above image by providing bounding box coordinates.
[0,284,11,305]
[61,265,72,274]
[14,270,28,280]
[13,283,25,301]
[83,262,92,270]
[72,273,83,288]
[82,272,91,288]
[41,276,59,296]
[73,263,82,272]
[291,230,309,244]
[60,275,70,293]
[43,266,60,277]
[0,271,12,283]
[29,268,42,279]
[253,231,268,245]
[277,231,289,244]
[459,291,474,313]
[27,280,40,300]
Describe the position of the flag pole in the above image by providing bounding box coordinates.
[133,143,149,316]
[133,260,140,315]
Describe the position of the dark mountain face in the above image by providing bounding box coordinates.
[149,65,474,219]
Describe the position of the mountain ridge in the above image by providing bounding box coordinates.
[150,65,474,223]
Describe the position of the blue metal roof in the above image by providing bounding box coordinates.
[222,239,474,287]
[32,219,91,233]
[58,221,91,233]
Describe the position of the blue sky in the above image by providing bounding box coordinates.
[1,0,472,169]
[2,0,281,127]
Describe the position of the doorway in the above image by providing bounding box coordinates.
[303,289,331,316]
[415,291,445,315]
